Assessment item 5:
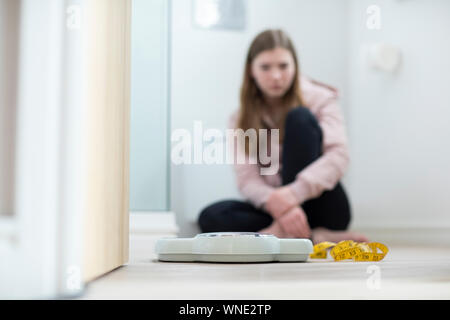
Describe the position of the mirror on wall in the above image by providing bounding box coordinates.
[129,0,171,212]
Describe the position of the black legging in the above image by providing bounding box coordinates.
[198,106,351,233]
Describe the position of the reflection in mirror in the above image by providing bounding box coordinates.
[0,0,20,217]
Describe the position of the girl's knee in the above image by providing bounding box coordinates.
[285,106,319,130]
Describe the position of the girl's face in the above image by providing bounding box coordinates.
[250,47,296,100]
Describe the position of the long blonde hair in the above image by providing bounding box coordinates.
[238,29,304,155]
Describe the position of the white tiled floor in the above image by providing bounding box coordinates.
[80,234,450,300]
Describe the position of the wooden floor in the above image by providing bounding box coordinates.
[79,234,450,300]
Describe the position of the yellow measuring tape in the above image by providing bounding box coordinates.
[309,240,388,262]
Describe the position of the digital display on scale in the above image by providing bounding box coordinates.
[197,232,272,238]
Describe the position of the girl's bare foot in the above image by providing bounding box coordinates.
[311,227,369,244]
[258,221,288,238]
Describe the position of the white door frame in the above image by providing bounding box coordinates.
[0,0,86,299]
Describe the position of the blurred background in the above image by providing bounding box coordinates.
[1,0,449,299]
[153,0,450,237]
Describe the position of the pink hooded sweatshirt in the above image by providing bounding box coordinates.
[228,75,350,209]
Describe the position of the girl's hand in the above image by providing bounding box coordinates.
[264,186,299,219]
[277,206,311,239]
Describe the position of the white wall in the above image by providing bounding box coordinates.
[347,0,450,229]
[171,0,350,236]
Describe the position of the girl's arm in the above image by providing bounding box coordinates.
[233,161,276,209]
[228,112,276,209]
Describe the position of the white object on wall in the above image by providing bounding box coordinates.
[192,0,246,30]
[367,43,402,73]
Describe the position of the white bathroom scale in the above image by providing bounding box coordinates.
[155,232,313,263]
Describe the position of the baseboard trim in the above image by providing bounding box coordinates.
[128,214,450,246]
[129,211,179,235]
[0,217,16,242]
[351,226,450,246]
